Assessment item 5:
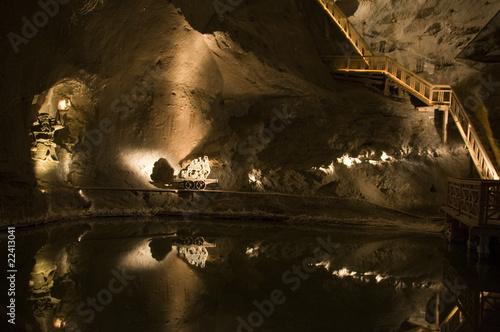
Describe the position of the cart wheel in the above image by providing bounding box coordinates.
[195,237,205,246]
[195,181,206,190]
[184,237,194,245]
[184,181,195,190]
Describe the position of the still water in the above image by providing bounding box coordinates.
[0,217,481,332]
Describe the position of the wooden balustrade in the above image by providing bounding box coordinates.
[446,178,500,226]
[323,55,499,180]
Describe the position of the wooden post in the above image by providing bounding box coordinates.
[443,108,449,143]
[467,228,475,254]
[383,78,390,96]
[398,86,404,99]
[478,182,487,225]
[436,292,440,327]
[470,156,475,178]
[477,235,490,259]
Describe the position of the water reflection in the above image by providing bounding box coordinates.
[1,219,464,332]
[149,238,173,262]
[148,236,215,268]
[425,245,500,331]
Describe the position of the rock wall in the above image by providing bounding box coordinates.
[1,0,482,223]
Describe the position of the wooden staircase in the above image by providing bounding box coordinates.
[316,0,499,181]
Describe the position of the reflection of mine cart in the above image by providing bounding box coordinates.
[173,236,216,268]
[174,156,218,190]
[30,113,65,161]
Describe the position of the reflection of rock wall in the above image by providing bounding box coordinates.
[28,240,91,332]
[29,267,60,327]
[29,248,61,332]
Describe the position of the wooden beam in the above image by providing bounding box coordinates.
[443,108,449,143]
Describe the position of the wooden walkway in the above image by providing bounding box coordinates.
[442,252,500,331]
[316,0,499,181]
[442,178,500,261]
[314,7,500,328]
[443,178,500,229]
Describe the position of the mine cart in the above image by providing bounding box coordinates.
[174,156,218,190]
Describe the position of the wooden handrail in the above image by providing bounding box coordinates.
[447,178,500,186]
[448,94,499,180]
[325,55,499,179]
[317,0,373,57]
[317,2,499,180]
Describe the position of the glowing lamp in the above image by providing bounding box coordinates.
[58,99,71,111]
[53,317,66,328]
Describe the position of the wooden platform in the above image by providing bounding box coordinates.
[443,178,500,246]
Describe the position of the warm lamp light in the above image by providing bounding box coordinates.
[58,99,71,111]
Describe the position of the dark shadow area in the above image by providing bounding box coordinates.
[150,158,175,188]
[149,237,173,261]
[335,0,360,17]
[433,109,465,147]
[2,218,448,332]
[409,94,428,108]
[457,10,500,63]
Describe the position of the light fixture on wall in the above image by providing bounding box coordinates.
[57,98,71,111]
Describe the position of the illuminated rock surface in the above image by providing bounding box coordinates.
[0,0,498,223]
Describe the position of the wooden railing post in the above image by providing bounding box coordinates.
[443,108,449,143]
[458,182,463,216]
[447,180,452,210]
[479,182,488,225]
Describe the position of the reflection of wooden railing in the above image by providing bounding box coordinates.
[440,306,463,332]
[316,0,373,57]
[446,178,500,226]
[316,0,498,180]
[481,292,500,326]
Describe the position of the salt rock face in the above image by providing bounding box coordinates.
[2,0,493,221]
[457,11,500,63]
[347,0,500,72]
